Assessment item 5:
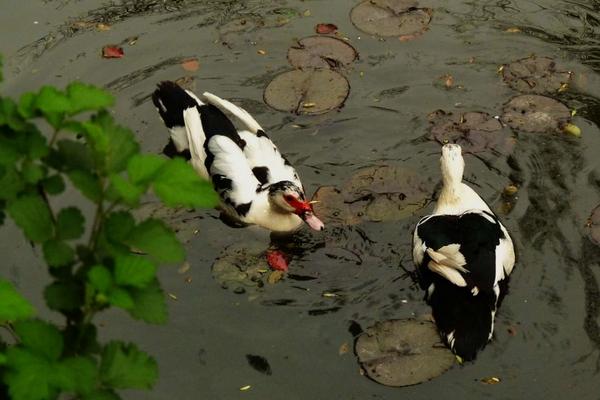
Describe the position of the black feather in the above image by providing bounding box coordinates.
[252,166,270,185]
[152,81,197,128]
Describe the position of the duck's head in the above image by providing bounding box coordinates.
[440,144,465,183]
[268,181,324,231]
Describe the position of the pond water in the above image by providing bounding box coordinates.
[2,0,600,398]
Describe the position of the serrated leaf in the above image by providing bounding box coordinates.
[153,158,218,208]
[44,281,82,311]
[108,174,143,206]
[108,288,134,309]
[43,239,75,267]
[54,139,95,171]
[42,174,65,195]
[7,194,54,242]
[0,279,35,322]
[129,282,167,324]
[0,167,24,201]
[26,129,49,160]
[21,162,46,184]
[67,82,114,114]
[0,136,21,166]
[0,97,30,132]
[127,154,166,185]
[18,92,37,119]
[35,86,71,115]
[88,265,112,293]
[125,219,184,263]
[104,211,135,243]
[13,319,63,360]
[56,207,85,240]
[54,356,97,394]
[68,169,102,202]
[114,255,156,288]
[4,348,57,400]
[91,112,139,173]
[100,341,158,389]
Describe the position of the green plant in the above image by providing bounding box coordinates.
[0,55,218,399]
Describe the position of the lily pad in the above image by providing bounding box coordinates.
[427,110,515,155]
[502,56,572,94]
[501,95,571,133]
[350,0,432,38]
[212,242,273,294]
[312,166,431,225]
[264,69,350,115]
[586,205,600,247]
[287,36,358,69]
[355,319,455,387]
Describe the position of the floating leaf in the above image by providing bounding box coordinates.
[102,45,124,59]
[181,58,200,72]
[264,69,350,115]
[355,319,455,387]
[312,166,430,225]
[501,56,572,94]
[562,123,581,137]
[316,23,338,34]
[427,110,515,156]
[501,95,571,133]
[350,0,432,38]
[287,36,358,69]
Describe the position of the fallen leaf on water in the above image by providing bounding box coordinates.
[102,45,124,59]
[266,250,289,272]
[257,49,267,55]
[571,109,577,117]
[455,355,464,364]
[178,261,191,274]
[240,385,251,391]
[303,9,312,17]
[481,376,501,384]
[302,102,316,108]
[558,82,569,92]
[505,27,521,33]
[443,74,454,88]
[316,23,338,34]
[96,23,111,31]
[185,277,192,283]
[322,292,338,298]
[181,58,200,72]
[168,293,178,301]
[267,270,284,284]
[126,36,138,46]
[503,185,518,196]
[562,122,582,137]
[339,342,350,355]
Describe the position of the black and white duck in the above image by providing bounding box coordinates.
[412,144,516,361]
[152,81,324,233]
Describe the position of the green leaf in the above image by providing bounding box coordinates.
[125,219,184,263]
[4,348,57,400]
[0,279,35,323]
[54,139,95,171]
[100,341,158,389]
[42,174,66,195]
[44,281,82,312]
[67,82,114,114]
[26,129,49,160]
[114,255,156,288]
[88,265,112,293]
[129,282,167,324]
[153,158,218,208]
[13,319,63,360]
[97,112,139,173]
[0,97,29,131]
[18,92,37,119]
[54,356,97,394]
[68,169,102,202]
[104,211,135,243]
[0,167,25,201]
[108,288,134,309]
[34,86,71,118]
[43,239,75,267]
[21,162,46,184]
[0,136,21,166]
[127,154,166,185]
[108,174,143,206]
[56,207,85,240]
[7,194,54,242]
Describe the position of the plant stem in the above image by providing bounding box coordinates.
[88,178,106,251]
[48,128,60,147]
[0,323,20,344]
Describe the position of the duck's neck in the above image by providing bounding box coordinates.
[435,155,465,213]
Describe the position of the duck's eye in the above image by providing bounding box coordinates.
[284,195,295,202]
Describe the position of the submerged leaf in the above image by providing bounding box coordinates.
[501,95,571,133]
[355,319,455,387]
[501,56,572,94]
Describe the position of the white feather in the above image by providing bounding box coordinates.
[427,261,468,287]
[202,92,262,133]
[183,107,209,180]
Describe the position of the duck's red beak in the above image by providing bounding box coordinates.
[288,199,325,231]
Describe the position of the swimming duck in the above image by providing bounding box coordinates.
[152,81,324,233]
[412,144,515,361]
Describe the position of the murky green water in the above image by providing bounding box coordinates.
[2,0,600,398]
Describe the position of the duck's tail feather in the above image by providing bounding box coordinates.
[202,91,263,134]
[152,81,203,154]
[429,281,497,361]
